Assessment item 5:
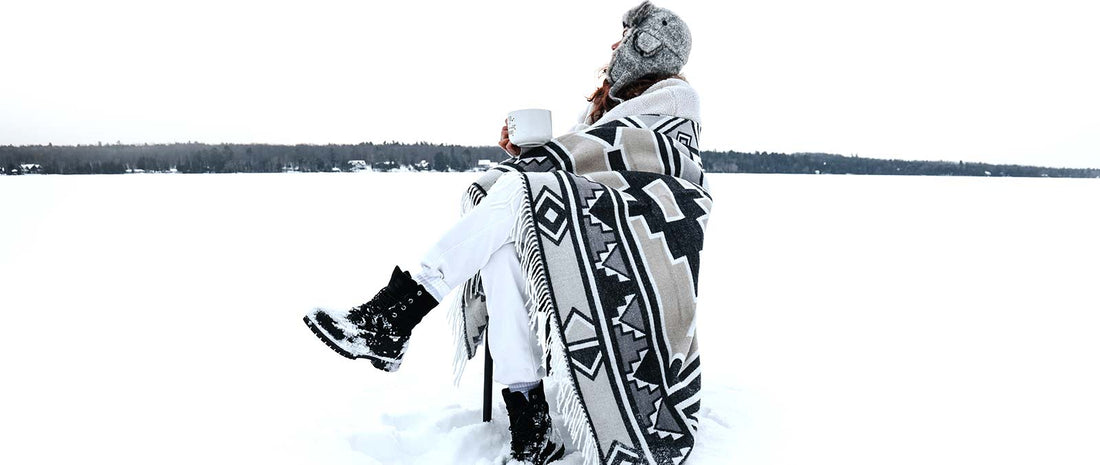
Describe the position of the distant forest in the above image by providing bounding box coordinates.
[1,142,1097,178]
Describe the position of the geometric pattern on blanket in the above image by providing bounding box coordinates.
[448,115,712,465]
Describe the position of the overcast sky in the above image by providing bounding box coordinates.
[1,0,1097,168]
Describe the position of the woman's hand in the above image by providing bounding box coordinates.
[499,119,521,157]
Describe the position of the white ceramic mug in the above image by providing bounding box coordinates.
[507,109,553,147]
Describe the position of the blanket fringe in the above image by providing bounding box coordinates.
[548,316,600,465]
[446,287,470,386]
[461,183,485,216]
[511,174,601,465]
[448,183,486,385]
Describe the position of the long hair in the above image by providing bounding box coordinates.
[586,69,686,123]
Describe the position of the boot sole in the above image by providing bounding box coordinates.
[541,441,565,464]
[302,316,401,371]
[303,316,357,360]
[511,440,565,465]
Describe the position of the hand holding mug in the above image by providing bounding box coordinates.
[499,119,521,157]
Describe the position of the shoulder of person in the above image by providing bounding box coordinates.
[603,78,700,125]
[569,78,701,133]
[637,78,700,121]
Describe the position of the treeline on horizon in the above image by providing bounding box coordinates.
[1,142,1097,178]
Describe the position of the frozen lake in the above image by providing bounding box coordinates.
[1,172,1098,465]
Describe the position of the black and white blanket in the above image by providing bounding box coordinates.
[448,115,712,465]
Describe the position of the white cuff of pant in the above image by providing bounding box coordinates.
[412,268,449,302]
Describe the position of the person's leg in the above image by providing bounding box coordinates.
[481,242,544,387]
[482,243,564,464]
[413,172,526,302]
[304,172,526,369]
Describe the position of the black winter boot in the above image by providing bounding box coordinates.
[304,265,438,371]
[502,381,566,464]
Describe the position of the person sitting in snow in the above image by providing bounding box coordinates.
[305,3,709,464]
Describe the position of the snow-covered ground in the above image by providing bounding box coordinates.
[1,172,1098,465]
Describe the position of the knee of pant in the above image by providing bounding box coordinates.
[485,172,525,207]
[488,172,523,197]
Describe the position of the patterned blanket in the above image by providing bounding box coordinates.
[448,115,712,465]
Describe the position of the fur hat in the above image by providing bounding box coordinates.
[607,1,692,102]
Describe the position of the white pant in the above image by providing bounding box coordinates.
[413,173,543,385]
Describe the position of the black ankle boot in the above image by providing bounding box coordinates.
[304,265,438,371]
[502,381,566,464]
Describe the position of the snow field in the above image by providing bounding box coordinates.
[1,172,1097,464]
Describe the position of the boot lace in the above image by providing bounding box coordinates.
[348,286,400,325]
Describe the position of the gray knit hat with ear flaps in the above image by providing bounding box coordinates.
[607,1,692,102]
